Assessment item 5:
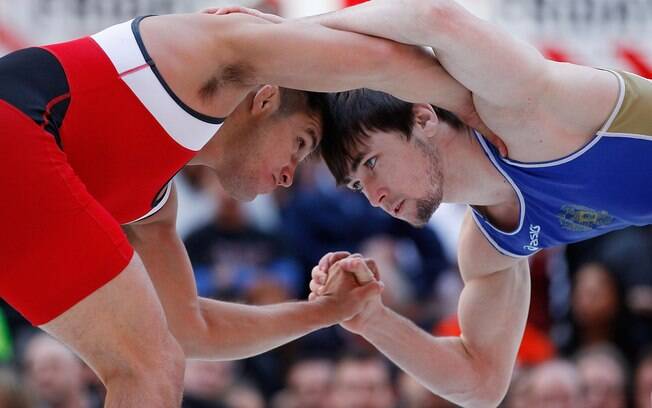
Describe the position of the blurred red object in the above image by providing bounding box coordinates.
[434,315,556,367]
[0,25,27,52]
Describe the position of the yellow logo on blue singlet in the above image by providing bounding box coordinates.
[558,205,614,232]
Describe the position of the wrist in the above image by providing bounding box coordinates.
[357,304,389,338]
[307,297,341,329]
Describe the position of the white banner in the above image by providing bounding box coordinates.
[494,0,652,76]
[0,0,261,47]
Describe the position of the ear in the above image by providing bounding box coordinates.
[251,85,281,117]
[413,104,438,138]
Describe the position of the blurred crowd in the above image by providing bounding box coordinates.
[1,159,652,408]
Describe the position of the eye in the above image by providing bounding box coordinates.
[348,181,363,192]
[297,137,306,150]
[364,156,377,170]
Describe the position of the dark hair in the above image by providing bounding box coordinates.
[319,89,464,184]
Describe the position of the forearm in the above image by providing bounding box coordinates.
[127,220,336,361]
[359,307,501,407]
[305,0,435,48]
[355,260,528,407]
[301,2,477,116]
[225,12,472,111]
[192,298,331,360]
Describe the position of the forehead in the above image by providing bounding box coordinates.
[285,111,322,139]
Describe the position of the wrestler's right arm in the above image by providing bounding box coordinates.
[209,12,480,126]
[123,184,382,360]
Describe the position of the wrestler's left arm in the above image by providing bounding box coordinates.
[303,0,618,145]
[310,213,530,407]
[123,183,382,360]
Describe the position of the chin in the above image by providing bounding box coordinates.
[228,187,257,202]
[397,199,438,227]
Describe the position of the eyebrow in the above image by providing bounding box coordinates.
[341,149,370,186]
[350,150,369,175]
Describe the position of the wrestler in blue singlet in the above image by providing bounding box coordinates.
[472,70,652,257]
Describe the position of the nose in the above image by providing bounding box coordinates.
[277,164,296,188]
[367,184,388,208]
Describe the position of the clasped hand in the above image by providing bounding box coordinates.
[309,252,385,334]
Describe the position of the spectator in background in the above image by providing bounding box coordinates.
[634,349,652,408]
[22,334,100,408]
[527,360,583,408]
[575,344,628,408]
[558,261,635,361]
[501,369,531,408]
[565,227,652,359]
[396,372,456,408]
[239,279,303,399]
[0,368,34,408]
[182,360,237,408]
[222,383,265,408]
[184,178,302,300]
[328,351,397,408]
[271,356,333,408]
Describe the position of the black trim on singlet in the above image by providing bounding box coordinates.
[0,47,70,148]
[131,16,225,125]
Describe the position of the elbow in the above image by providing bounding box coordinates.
[418,0,461,42]
[422,0,456,19]
[170,311,210,359]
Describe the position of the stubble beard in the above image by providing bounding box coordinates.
[413,139,444,227]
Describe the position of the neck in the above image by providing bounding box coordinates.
[189,122,230,168]
[437,127,513,207]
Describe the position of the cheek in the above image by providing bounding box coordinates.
[261,133,293,165]
[397,157,431,192]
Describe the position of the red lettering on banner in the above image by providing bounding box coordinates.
[540,46,575,63]
[344,0,368,6]
[616,46,652,79]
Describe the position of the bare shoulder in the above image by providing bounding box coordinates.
[457,210,521,282]
[139,14,269,116]
[542,62,621,136]
[493,62,621,162]
[141,13,269,61]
